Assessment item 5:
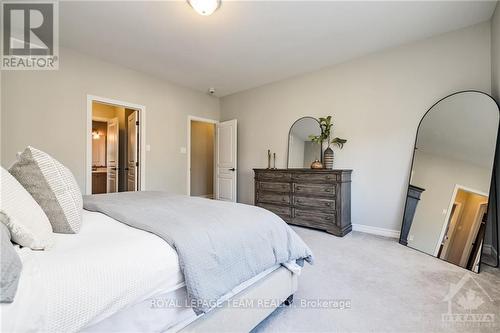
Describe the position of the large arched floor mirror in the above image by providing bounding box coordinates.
[400,91,500,273]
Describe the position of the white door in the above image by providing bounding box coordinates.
[216,119,237,202]
[107,117,119,193]
[127,111,138,191]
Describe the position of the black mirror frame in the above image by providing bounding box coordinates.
[399,90,500,273]
[286,116,323,169]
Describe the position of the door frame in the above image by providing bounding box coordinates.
[433,184,488,256]
[186,115,218,197]
[86,95,146,195]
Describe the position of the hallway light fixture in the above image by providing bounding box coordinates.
[187,0,221,16]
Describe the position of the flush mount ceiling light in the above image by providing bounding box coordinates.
[187,0,221,16]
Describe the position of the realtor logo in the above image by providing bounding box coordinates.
[441,273,496,328]
[1,1,58,70]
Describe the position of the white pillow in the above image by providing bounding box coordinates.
[9,146,83,234]
[0,167,54,249]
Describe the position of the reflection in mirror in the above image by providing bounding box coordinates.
[400,91,499,273]
[287,117,322,168]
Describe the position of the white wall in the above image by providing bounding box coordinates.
[408,151,491,255]
[220,22,491,232]
[1,47,220,194]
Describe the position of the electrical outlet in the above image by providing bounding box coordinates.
[180,147,187,154]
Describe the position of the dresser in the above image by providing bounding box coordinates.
[254,169,352,236]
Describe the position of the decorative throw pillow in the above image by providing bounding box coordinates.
[0,214,23,303]
[0,167,54,249]
[9,146,83,234]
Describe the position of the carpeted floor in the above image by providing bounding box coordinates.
[253,226,500,333]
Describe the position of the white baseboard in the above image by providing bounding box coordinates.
[352,224,400,239]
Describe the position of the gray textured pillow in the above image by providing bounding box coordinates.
[0,213,23,303]
[9,146,83,234]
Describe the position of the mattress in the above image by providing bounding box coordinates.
[1,210,288,333]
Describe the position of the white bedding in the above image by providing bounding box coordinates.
[1,210,188,332]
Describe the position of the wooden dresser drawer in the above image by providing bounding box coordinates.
[257,181,291,193]
[292,172,338,183]
[294,183,336,198]
[254,168,351,237]
[293,196,335,210]
[257,203,291,218]
[293,209,336,229]
[256,171,291,182]
[257,192,290,205]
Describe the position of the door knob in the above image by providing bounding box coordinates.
[229,168,236,171]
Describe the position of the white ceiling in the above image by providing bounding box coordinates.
[416,92,499,168]
[59,1,497,96]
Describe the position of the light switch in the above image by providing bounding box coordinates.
[146,145,151,152]
[180,147,187,154]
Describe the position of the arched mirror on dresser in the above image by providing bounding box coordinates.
[287,117,322,168]
[400,91,500,273]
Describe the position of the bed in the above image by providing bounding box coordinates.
[1,147,312,332]
[2,209,302,332]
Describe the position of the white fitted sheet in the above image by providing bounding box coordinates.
[1,210,186,333]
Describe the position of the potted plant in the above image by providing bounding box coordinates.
[309,116,347,169]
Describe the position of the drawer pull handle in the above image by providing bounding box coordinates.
[325,202,331,207]
[296,186,301,190]
[325,189,331,192]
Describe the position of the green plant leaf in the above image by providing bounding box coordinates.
[331,137,347,149]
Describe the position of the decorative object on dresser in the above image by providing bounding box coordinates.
[308,116,347,169]
[310,159,323,169]
[267,149,271,169]
[287,117,322,168]
[254,168,352,236]
[323,147,334,169]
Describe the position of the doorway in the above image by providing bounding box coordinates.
[86,96,145,195]
[189,118,216,198]
[437,186,488,269]
[187,116,237,202]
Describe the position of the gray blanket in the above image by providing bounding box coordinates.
[83,191,313,314]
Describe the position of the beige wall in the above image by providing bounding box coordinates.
[190,121,215,197]
[408,151,491,255]
[1,47,220,194]
[220,22,492,232]
[493,2,500,100]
